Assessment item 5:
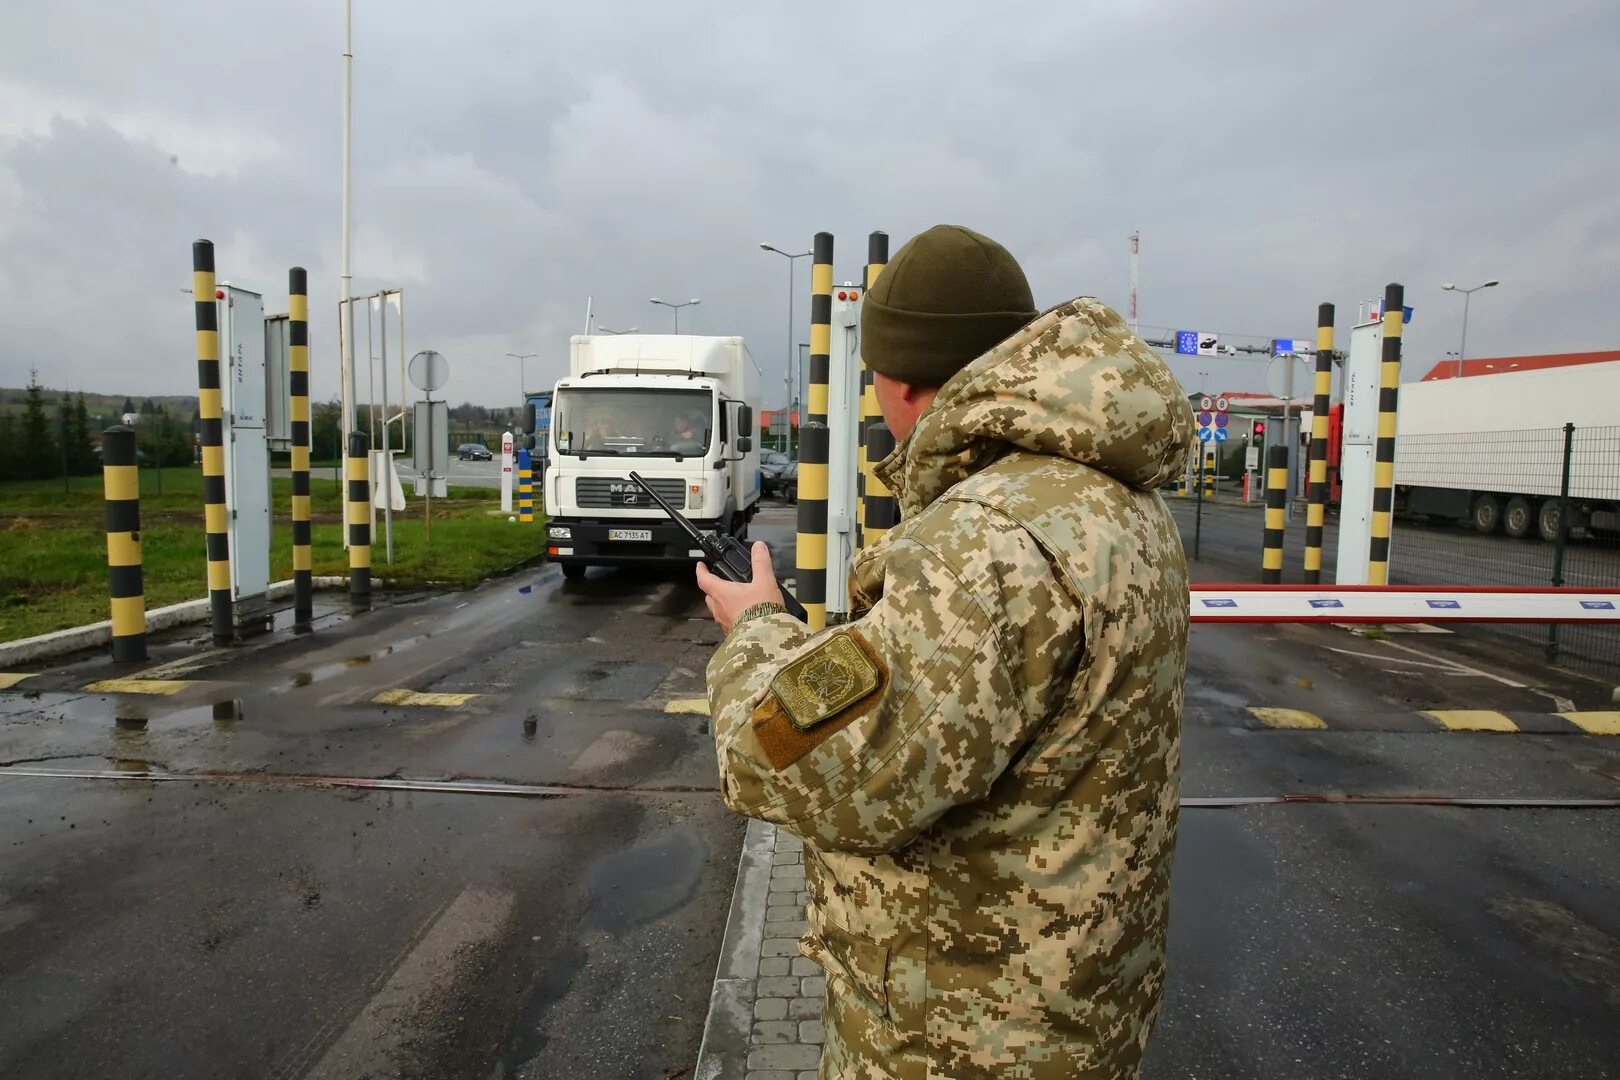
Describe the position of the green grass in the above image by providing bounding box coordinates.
[0,466,544,643]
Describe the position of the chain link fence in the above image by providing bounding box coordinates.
[1390,424,1620,677]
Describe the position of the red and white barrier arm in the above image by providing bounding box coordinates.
[1188,585,1620,624]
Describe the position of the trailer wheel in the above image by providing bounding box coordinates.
[1503,496,1534,539]
[1471,494,1501,534]
[1538,500,1564,543]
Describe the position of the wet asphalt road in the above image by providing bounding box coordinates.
[2,502,1619,1078]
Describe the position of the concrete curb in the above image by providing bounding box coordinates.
[0,576,347,667]
[694,817,776,1080]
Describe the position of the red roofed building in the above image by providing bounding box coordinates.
[1419,349,1620,381]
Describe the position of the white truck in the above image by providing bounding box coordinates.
[542,334,762,579]
[1392,360,1620,540]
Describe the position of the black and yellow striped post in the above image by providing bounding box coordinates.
[346,431,372,603]
[861,232,898,546]
[1203,448,1216,497]
[192,240,233,644]
[289,267,314,625]
[517,447,534,523]
[1303,302,1334,584]
[1262,445,1288,583]
[1368,283,1403,586]
[101,426,147,662]
[795,231,833,631]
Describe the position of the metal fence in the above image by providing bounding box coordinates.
[1390,424,1620,677]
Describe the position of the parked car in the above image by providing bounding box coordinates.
[456,442,493,461]
[759,448,792,496]
[775,459,798,503]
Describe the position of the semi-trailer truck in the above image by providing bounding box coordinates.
[542,334,761,579]
[1321,358,1620,540]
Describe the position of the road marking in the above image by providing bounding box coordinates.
[1368,638,1528,688]
[303,887,516,1080]
[82,678,191,696]
[665,698,710,715]
[372,689,479,708]
[1424,710,1520,733]
[1249,707,1327,730]
[0,673,33,691]
[1325,646,1465,673]
[130,649,228,680]
[1561,711,1620,736]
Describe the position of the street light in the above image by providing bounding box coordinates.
[597,325,638,335]
[649,297,700,333]
[1439,279,1500,378]
[761,243,811,412]
[507,351,538,397]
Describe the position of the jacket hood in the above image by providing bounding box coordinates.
[879,297,1195,516]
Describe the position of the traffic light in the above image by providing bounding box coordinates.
[1252,419,1267,442]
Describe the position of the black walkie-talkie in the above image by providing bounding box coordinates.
[629,471,809,623]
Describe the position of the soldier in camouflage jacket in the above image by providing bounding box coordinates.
[700,226,1195,1078]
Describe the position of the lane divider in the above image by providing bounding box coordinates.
[1424,710,1518,733]
[82,678,193,696]
[0,674,33,691]
[1562,711,1620,736]
[372,690,480,708]
[664,698,710,715]
[1248,707,1327,730]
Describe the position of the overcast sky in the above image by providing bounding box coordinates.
[2,0,1616,409]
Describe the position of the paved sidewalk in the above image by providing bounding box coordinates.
[695,819,826,1079]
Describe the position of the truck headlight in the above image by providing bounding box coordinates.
[547,526,571,540]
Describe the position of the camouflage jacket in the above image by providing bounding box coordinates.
[707,298,1194,1078]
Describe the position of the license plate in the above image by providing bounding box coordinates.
[608,529,652,542]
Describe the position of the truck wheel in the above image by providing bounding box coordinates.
[1503,496,1534,539]
[1538,499,1562,542]
[561,562,586,581]
[1471,494,1501,534]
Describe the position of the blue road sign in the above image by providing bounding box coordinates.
[1214,427,1229,442]
[1215,412,1229,428]
[1197,410,1212,426]
[1197,426,1213,442]
[1177,331,1198,356]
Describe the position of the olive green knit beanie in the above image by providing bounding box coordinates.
[860,225,1038,385]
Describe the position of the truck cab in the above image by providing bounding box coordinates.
[543,335,761,579]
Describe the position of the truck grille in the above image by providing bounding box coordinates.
[574,475,687,509]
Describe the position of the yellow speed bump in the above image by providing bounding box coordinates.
[0,673,33,691]
[1424,710,1519,733]
[83,679,191,696]
[373,690,479,708]
[664,698,710,716]
[1560,711,1620,736]
[1249,707,1327,730]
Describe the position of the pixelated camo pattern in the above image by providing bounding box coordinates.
[708,297,1195,1078]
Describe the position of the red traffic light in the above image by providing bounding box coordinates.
[1253,421,1267,436]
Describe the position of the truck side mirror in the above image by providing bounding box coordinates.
[737,436,752,452]
[737,405,753,440]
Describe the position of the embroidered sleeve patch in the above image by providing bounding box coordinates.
[770,630,884,731]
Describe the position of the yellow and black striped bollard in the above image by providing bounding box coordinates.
[1203,448,1216,497]
[1304,303,1334,584]
[795,231,833,630]
[289,267,314,625]
[347,431,372,603]
[192,240,233,643]
[861,231,897,546]
[1368,283,1403,585]
[102,426,147,661]
[1262,445,1288,583]
[518,447,534,523]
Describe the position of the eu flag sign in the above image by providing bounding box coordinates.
[1177,331,1198,356]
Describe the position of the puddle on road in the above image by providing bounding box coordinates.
[583,827,706,934]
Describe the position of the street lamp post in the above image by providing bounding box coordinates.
[649,297,700,333]
[507,351,538,398]
[1439,279,1500,378]
[761,243,811,413]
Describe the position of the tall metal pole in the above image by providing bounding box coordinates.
[1282,348,1296,504]
[378,296,394,564]
[1458,291,1470,379]
[786,259,795,411]
[340,0,355,538]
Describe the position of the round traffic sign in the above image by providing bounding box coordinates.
[1215,412,1229,428]
[1214,427,1229,442]
[1197,411,1212,427]
[1199,395,1214,411]
[1197,426,1213,442]
[408,350,450,393]
[1215,396,1230,411]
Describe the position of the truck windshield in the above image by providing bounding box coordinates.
[553,388,713,457]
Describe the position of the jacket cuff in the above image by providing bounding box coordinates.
[732,601,788,633]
